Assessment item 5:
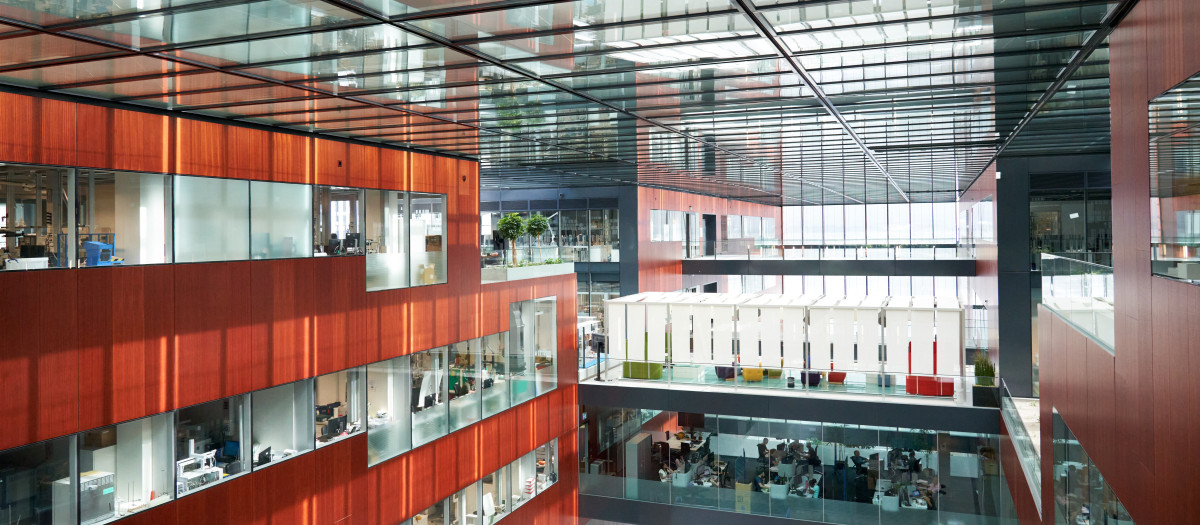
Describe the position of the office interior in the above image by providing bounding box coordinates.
[2,0,1199,523]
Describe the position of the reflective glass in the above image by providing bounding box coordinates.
[366,355,412,465]
[251,379,315,468]
[250,181,312,259]
[315,367,366,447]
[174,394,251,496]
[411,346,448,447]
[410,192,447,285]
[78,414,174,524]
[174,176,249,263]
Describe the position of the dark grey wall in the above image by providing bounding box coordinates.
[994,154,1110,397]
[579,383,1001,435]
[581,496,829,525]
[682,258,977,277]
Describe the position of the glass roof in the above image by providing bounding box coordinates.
[0,0,1122,204]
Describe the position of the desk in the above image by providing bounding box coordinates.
[5,257,48,270]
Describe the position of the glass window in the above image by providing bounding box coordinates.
[449,481,478,525]
[365,189,408,291]
[251,379,314,468]
[415,499,447,525]
[670,210,685,242]
[536,439,558,493]
[481,464,511,521]
[174,176,249,263]
[481,332,511,418]
[0,165,72,269]
[75,169,172,266]
[742,216,761,242]
[802,206,822,244]
[315,367,365,447]
[510,449,538,509]
[410,193,447,285]
[509,301,538,405]
[1151,72,1200,282]
[0,436,75,525]
[250,181,311,259]
[763,217,776,241]
[651,209,665,242]
[313,185,364,256]
[366,355,412,466]
[449,339,482,432]
[589,209,618,262]
[534,297,558,395]
[78,413,173,523]
[412,346,449,447]
[727,214,742,239]
[174,394,251,496]
[559,209,588,262]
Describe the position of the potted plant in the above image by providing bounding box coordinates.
[972,352,1000,408]
[526,212,550,263]
[496,212,527,267]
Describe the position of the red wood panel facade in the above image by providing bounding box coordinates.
[0,92,580,524]
[1031,1,1200,523]
[636,186,784,293]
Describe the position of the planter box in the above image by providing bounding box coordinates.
[972,385,1000,408]
[481,262,574,283]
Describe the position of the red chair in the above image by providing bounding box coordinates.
[826,372,847,384]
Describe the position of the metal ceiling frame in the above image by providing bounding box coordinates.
[729,0,908,202]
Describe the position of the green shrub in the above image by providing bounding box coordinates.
[497,213,526,267]
[974,352,996,387]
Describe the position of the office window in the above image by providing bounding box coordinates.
[508,298,553,405]
[742,215,761,242]
[78,413,173,524]
[536,439,558,493]
[448,339,482,432]
[250,181,311,259]
[650,209,665,242]
[174,176,249,263]
[727,214,742,239]
[0,165,72,269]
[411,346,449,447]
[763,217,776,241]
[509,449,538,509]
[251,379,314,468]
[415,499,447,525]
[481,463,512,521]
[313,185,364,256]
[669,210,685,242]
[174,394,251,496]
[449,481,479,525]
[315,367,365,448]
[366,355,412,466]
[589,209,619,262]
[481,332,511,418]
[410,192,447,285]
[75,169,172,266]
[0,436,75,525]
[365,189,409,291]
[535,297,558,395]
[559,209,588,262]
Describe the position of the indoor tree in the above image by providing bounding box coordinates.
[497,212,527,267]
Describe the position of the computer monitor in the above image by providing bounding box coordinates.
[328,415,346,436]
[344,233,360,249]
[222,441,239,459]
[256,446,272,466]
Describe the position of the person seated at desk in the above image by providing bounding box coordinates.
[658,463,673,482]
[751,472,765,493]
[797,478,819,498]
[851,450,868,470]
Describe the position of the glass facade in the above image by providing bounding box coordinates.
[481,207,619,266]
[78,413,174,524]
[174,394,252,496]
[315,367,366,447]
[1150,72,1200,284]
[251,380,315,468]
[1052,411,1132,524]
[75,169,173,266]
[581,406,1017,525]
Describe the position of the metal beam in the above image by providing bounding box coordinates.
[728,0,909,202]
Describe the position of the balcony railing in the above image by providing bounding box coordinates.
[1040,253,1114,351]
[684,239,969,261]
[999,380,1042,516]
